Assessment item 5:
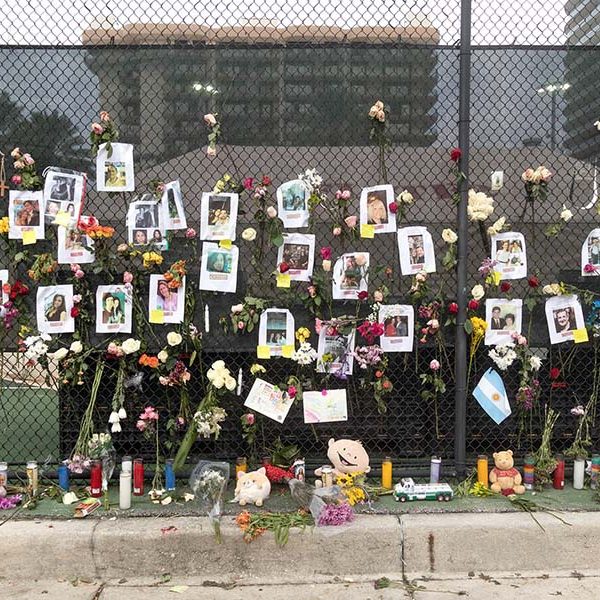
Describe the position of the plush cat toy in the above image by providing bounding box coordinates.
[233,467,271,506]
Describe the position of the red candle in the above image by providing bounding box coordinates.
[90,460,102,498]
[133,459,144,496]
[553,454,565,490]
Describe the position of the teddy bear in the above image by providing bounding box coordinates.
[489,450,525,495]
[233,467,271,506]
[315,438,371,478]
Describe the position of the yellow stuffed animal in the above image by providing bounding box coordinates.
[489,450,525,495]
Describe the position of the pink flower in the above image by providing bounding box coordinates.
[204,113,217,126]
[321,389,328,396]
[70,263,80,273]
[13,161,24,170]
[427,318,440,331]
[123,271,133,284]
[307,285,317,298]
[99,111,111,122]
[238,321,245,330]
[22,153,35,166]
[91,123,104,135]
[374,290,384,303]
[571,405,585,416]
[584,263,596,274]
[75,269,85,279]
[72,294,82,304]
[315,318,322,334]
[107,342,118,354]
[11,174,21,185]
[430,359,441,371]
[287,386,297,399]
[320,246,332,260]
[185,227,197,239]
[136,420,146,432]
[207,146,217,157]
[243,177,254,190]
[341,190,351,200]
[517,335,527,346]
[388,202,398,214]
[344,215,357,229]
[332,226,342,237]
[266,206,277,218]
[242,413,255,425]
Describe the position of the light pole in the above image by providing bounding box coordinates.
[537,83,570,151]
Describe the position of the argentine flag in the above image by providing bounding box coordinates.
[472,368,511,424]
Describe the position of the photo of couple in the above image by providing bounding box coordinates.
[266,312,288,346]
[484,299,523,346]
[14,198,40,227]
[101,292,126,325]
[495,239,523,267]
[96,285,132,333]
[489,305,517,331]
[383,315,409,338]
[408,234,426,266]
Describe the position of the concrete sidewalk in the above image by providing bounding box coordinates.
[3,511,599,582]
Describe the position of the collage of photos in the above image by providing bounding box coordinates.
[276,179,310,228]
[127,198,167,250]
[200,192,238,241]
[162,180,187,230]
[484,299,523,345]
[491,232,527,280]
[397,226,436,275]
[360,185,395,234]
[57,224,95,264]
[43,169,85,225]
[36,285,75,334]
[95,285,133,334]
[581,229,600,276]
[332,252,370,300]
[316,329,356,377]
[96,143,135,192]
[378,304,414,352]
[149,274,185,324]
[258,309,294,356]
[199,242,239,293]
[277,233,315,282]
[8,190,45,241]
[545,295,585,345]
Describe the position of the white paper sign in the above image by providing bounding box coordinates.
[397,226,436,275]
[258,308,295,357]
[199,242,238,293]
[360,184,395,234]
[484,298,523,346]
[491,232,527,280]
[316,327,355,376]
[581,229,600,276]
[332,252,369,300]
[303,389,348,424]
[96,142,135,192]
[43,168,86,225]
[244,377,294,423]
[545,295,585,345]
[277,233,315,282]
[8,190,45,241]
[200,192,238,241]
[57,224,95,264]
[95,284,133,334]
[276,179,310,228]
[378,304,414,352]
[36,284,75,334]
[149,274,185,324]
[162,180,187,230]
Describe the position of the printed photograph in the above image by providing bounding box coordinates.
[207,251,232,274]
[101,292,126,325]
[134,204,159,228]
[489,304,518,331]
[383,315,409,338]
[553,306,577,334]
[340,254,366,290]
[408,234,425,266]
[282,243,310,270]
[132,229,148,245]
[208,195,231,228]
[495,238,524,267]
[265,312,288,346]
[64,228,85,252]
[281,181,308,211]
[322,334,350,364]
[588,235,600,266]
[366,190,388,225]
[44,293,68,323]
[155,279,178,313]
[13,197,40,227]
[48,174,76,203]
[104,161,128,188]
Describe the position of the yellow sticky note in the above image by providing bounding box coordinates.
[219,239,232,249]
[573,328,589,344]
[276,274,291,288]
[256,345,271,359]
[53,211,71,227]
[281,344,294,358]
[360,223,375,239]
[22,229,36,245]
[149,309,164,324]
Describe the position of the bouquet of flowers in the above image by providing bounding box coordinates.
[10,148,42,190]
[189,460,229,542]
[90,111,118,157]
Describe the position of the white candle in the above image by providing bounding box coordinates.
[120,471,131,509]
[121,456,132,474]
[236,367,243,396]
[204,304,210,333]
[573,457,585,490]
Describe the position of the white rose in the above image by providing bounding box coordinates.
[69,341,83,354]
[158,350,169,363]
[231,304,244,314]
[51,347,69,361]
[322,259,331,272]
[167,332,183,346]
[471,284,485,300]
[266,206,277,218]
[487,216,506,236]
[529,356,542,371]
[595,120,600,131]
[225,376,236,391]
[560,205,573,222]
[241,228,257,241]
[441,228,458,244]
[397,190,414,205]
[211,360,226,371]
[543,283,562,296]
[467,189,494,221]
[122,338,141,355]
[212,375,225,389]
[206,368,216,382]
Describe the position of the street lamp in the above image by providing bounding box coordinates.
[537,82,570,151]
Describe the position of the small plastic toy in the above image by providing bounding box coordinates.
[393,478,453,502]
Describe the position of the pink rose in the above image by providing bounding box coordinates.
[91,123,104,135]
[287,386,297,399]
[344,215,357,229]
[243,177,254,190]
[415,271,428,283]
[430,359,440,371]
[355,253,367,266]
[517,335,527,346]
[376,110,385,122]
[72,294,82,304]
[320,246,332,260]
[266,206,277,218]
[341,190,351,200]
[203,113,217,126]
[99,110,111,122]
[374,290,384,303]
[242,413,255,425]
[185,228,197,239]
[315,318,322,334]
[206,146,217,157]
[107,342,118,355]
[388,202,398,214]
[521,168,534,182]
[70,263,80,273]
[13,161,24,170]
[136,420,146,432]
[11,174,22,185]
[427,318,439,331]
[75,270,85,279]
[22,153,35,166]
[238,321,245,330]
[332,226,342,236]
[123,271,133,284]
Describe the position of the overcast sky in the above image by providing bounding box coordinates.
[0,0,568,46]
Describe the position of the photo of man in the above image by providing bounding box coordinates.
[105,162,127,188]
[589,236,600,266]
[490,306,505,330]
[49,175,75,203]
[282,243,310,270]
[408,235,425,265]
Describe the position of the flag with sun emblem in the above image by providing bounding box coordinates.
[472,368,511,424]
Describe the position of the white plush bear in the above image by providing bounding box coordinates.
[233,467,271,507]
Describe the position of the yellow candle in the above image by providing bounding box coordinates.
[235,457,247,475]
[477,455,488,487]
[381,457,393,489]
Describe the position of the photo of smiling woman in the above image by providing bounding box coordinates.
[359,184,395,234]
[36,284,75,334]
[45,294,67,322]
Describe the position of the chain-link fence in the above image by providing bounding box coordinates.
[1,1,600,474]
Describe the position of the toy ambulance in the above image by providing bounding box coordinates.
[393,478,453,502]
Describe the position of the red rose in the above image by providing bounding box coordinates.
[528,276,540,288]
[448,302,459,314]
[500,281,512,293]
[468,299,479,310]
[319,246,332,260]
[388,202,398,214]
[450,147,462,162]
[550,367,560,380]
[279,262,289,273]
[357,290,369,301]
[71,307,80,318]
[262,175,272,186]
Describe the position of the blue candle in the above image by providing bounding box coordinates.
[165,459,175,491]
[57,464,70,491]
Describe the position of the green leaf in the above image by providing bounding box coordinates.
[189,350,197,366]
[271,234,284,247]
[524,297,537,312]
[463,320,473,335]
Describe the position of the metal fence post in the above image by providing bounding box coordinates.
[454,0,472,477]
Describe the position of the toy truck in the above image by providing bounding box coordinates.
[393,478,453,502]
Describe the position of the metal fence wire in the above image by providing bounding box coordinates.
[1,1,600,474]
